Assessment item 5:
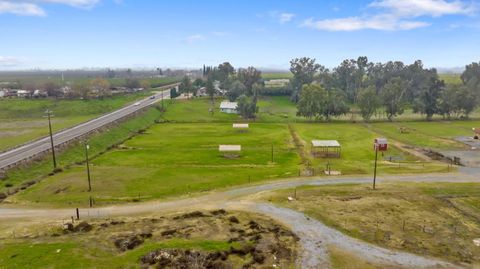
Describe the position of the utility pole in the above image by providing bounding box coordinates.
[84,141,92,192]
[45,110,57,170]
[373,146,378,190]
[271,144,274,163]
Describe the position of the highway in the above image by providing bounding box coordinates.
[0,84,178,170]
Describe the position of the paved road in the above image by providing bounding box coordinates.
[0,84,178,170]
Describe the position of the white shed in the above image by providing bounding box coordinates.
[220,101,238,114]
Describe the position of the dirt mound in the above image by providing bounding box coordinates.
[114,232,152,251]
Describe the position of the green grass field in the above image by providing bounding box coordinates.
[13,122,300,206]
[6,96,476,207]
[264,182,480,264]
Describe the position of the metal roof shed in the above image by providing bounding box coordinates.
[312,140,341,158]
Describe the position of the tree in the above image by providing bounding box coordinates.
[381,77,407,121]
[193,78,205,89]
[179,76,193,97]
[217,62,235,84]
[237,95,257,119]
[290,57,323,102]
[323,90,349,120]
[140,80,150,90]
[296,84,327,120]
[126,68,133,78]
[125,78,141,89]
[357,86,381,121]
[226,80,246,102]
[438,85,460,119]
[413,76,444,121]
[72,82,90,99]
[237,67,262,95]
[43,81,62,98]
[90,78,111,98]
[206,76,215,101]
[456,84,477,118]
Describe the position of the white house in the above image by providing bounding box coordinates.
[220,101,238,114]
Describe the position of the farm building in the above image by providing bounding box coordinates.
[312,140,341,158]
[220,101,238,114]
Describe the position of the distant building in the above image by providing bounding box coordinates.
[17,90,30,98]
[220,101,238,114]
[265,79,290,88]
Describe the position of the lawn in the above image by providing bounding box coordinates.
[13,123,300,206]
[291,123,447,175]
[368,121,480,150]
[264,182,480,265]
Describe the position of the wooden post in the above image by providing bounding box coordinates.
[373,147,378,190]
[271,144,274,163]
[76,208,80,220]
[89,196,93,208]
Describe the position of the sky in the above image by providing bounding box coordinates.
[0,0,479,70]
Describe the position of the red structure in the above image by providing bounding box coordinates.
[374,138,388,151]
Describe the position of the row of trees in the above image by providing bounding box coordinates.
[292,57,480,121]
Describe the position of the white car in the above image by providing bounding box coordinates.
[133,101,141,106]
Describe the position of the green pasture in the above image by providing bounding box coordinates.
[14,123,300,206]
[292,123,447,174]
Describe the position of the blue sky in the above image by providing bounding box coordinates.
[0,0,479,70]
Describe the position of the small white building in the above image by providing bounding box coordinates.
[220,101,238,114]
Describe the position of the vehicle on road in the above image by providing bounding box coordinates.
[150,95,156,100]
[133,101,141,106]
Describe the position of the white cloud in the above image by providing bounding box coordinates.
[278,12,295,23]
[370,0,475,17]
[302,15,430,31]
[303,0,475,31]
[0,0,101,16]
[0,1,46,16]
[268,11,295,24]
[211,31,230,37]
[185,34,205,43]
[0,56,25,67]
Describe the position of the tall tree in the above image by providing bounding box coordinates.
[413,75,444,121]
[206,76,215,101]
[237,67,262,95]
[226,80,246,102]
[237,95,257,119]
[179,76,193,97]
[357,86,381,121]
[382,77,407,121]
[296,84,327,120]
[217,62,235,85]
[90,78,111,99]
[290,57,323,102]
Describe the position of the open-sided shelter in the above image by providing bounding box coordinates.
[312,140,341,158]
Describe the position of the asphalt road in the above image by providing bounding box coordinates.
[0,85,177,170]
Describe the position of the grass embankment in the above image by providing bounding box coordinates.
[265,182,480,265]
[0,90,166,151]
[1,106,163,195]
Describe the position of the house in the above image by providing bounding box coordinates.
[16,90,31,98]
[0,89,6,98]
[220,101,238,114]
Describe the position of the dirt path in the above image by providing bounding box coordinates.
[1,173,478,268]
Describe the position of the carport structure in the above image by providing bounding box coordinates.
[312,140,341,158]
